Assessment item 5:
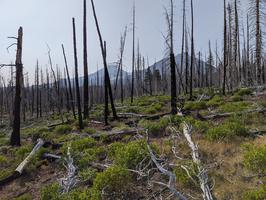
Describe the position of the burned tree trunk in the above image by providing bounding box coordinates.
[131,4,136,104]
[83,0,89,119]
[10,27,23,146]
[223,0,227,95]
[72,18,84,129]
[189,0,194,100]
[62,44,76,119]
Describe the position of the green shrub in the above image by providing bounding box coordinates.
[184,101,207,111]
[218,102,251,113]
[243,144,266,175]
[40,183,61,200]
[14,193,33,200]
[83,127,97,135]
[139,120,165,137]
[231,95,243,102]
[15,144,33,160]
[184,116,210,133]
[108,142,125,160]
[143,103,163,114]
[79,168,98,182]
[113,140,148,169]
[0,155,7,166]
[54,125,72,134]
[259,100,266,108]
[174,163,198,188]
[0,168,13,180]
[205,118,249,141]
[207,95,223,107]
[91,166,132,200]
[78,147,106,169]
[62,137,96,154]
[243,185,266,200]
[236,88,253,96]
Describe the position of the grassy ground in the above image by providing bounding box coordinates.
[0,88,266,200]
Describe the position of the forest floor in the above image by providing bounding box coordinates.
[0,87,266,200]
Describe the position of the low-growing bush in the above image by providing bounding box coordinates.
[54,124,72,135]
[259,100,266,108]
[139,120,166,137]
[83,127,97,135]
[218,102,251,113]
[243,144,266,175]
[78,147,106,169]
[143,103,163,114]
[0,155,7,166]
[207,95,223,107]
[236,88,253,96]
[174,162,198,188]
[231,95,243,102]
[243,184,266,200]
[61,137,96,154]
[91,166,132,200]
[113,140,148,169]
[14,193,33,200]
[79,168,98,182]
[205,118,249,141]
[184,101,207,111]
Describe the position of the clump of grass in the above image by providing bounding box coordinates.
[184,116,210,133]
[78,168,98,182]
[259,100,266,108]
[78,146,106,169]
[231,95,243,102]
[205,117,249,141]
[54,124,72,134]
[14,193,33,200]
[143,103,163,114]
[138,119,167,137]
[243,184,266,200]
[83,127,97,135]
[218,102,251,113]
[207,95,223,107]
[243,144,266,175]
[61,137,96,154]
[236,88,253,96]
[184,101,207,111]
[91,166,132,200]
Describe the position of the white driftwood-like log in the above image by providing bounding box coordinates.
[15,138,44,174]
[183,123,213,200]
[147,144,187,200]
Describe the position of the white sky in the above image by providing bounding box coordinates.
[0,0,249,83]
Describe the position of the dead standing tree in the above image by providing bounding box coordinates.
[90,0,118,125]
[62,44,76,119]
[83,0,89,119]
[131,3,136,104]
[72,18,84,129]
[10,27,23,146]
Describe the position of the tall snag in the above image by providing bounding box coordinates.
[72,18,84,129]
[83,0,89,118]
[10,27,23,146]
[223,0,227,95]
[131,3,136,104]
[90,0,118,125]
[189,0,194,100]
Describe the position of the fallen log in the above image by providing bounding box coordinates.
[117,112,171,120]
[88,128,144,140]
[0,139,44,187]
[202,108,266,120]
[183,123,213,200]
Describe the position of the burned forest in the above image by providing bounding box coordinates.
[0,0,266,199]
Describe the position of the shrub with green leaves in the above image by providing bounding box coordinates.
[184,101,207,111]
[231,95,243,102]
[236,88,253,96]
[243,184,266,200]
[83,127,97,135]
[54,124,72,134]
[112,140,148,169]
[207,95,223,107]
[143,103,163,114]
[243,144,266,175]
[40,183,61,200]
[79,168,98,182]
[61,137,96,154]
[205,118,248,141]
[218,102,251,113]
[0,155,7,166]
[91,166,132,200]
[78,147,106,169]
[174,163,198,188]
[139,119,166,137]
[14,193,33,200]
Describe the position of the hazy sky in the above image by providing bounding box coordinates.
[0,0,248,83]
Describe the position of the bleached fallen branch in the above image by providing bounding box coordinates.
[0,139,44,187]
[183,123,213,200]
[147,144,187,200]
[59,147,78,193]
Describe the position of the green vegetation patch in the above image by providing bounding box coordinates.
[218,102,252,113]
[54,124,72,135]
[243,184,266,200]
[184,101,207,111]
[236,88,253,96]
[207,95,223,107]
[243,144,266,175]
[205,117,249,141]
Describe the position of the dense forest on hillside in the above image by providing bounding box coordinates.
[0,0,266,199]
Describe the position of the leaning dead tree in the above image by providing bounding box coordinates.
[10,27,23,146]
[72,18,84,129]
[91,0,118,125]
